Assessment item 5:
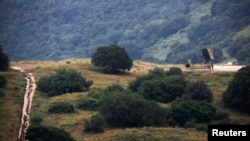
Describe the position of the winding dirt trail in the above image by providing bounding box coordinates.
[11,67,36,141]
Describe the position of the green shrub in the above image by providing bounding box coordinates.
[129,67,186,103]
[87,88,106,99]
[76,97,100,111]
[166,67,183,76]
[48,102,75,114]
[138,75,186,103]
[84,114,105,133]
[128,73,160,92]
[26,125,75,141]
[105,84,125,92]
[37,69,93,96]
[185,80,213,102]
[99,91,167,127]
[167,98,228,127]
[148,67,165,77]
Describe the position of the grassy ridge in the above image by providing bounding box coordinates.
[7,59,250,141]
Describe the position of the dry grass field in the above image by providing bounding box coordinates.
[2,58,249,141]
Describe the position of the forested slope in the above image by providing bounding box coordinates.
[0,0,250,64]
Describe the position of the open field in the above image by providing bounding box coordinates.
[4,59,249,141]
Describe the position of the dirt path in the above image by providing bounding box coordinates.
[191,64,244,72]
[11,67,36,141]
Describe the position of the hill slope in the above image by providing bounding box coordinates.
[1,0,250,64]
[8,59,250,141]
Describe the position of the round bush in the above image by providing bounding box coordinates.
[48,102,75,114]
[167,98,226,127]
[185,80,213,102]
[84,114,105,133]
[37,69,93,96]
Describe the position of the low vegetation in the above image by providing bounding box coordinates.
[2,59,250,141]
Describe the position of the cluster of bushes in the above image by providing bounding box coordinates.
[37,69,93,96]
[38,65,250,135]
[167,97,229,128]
[99,90,167,127]
[129,67,213,103]
[76,67,229,132]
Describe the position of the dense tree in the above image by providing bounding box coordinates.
[223,66,250,113]
[0,45,9,71]
[185,80,213,102]
[128,73,160,92]
[167,98,229,127]
[91,45,133,73]
[99,91,167,127]
[129,67,186,103]
[1,1,250,63]
[37,69,93,96]
[26,125,75,141]
[138,76,186,103]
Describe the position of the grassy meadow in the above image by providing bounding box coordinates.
[2,58,249,141]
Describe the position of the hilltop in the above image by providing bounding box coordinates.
[1,0,250,64]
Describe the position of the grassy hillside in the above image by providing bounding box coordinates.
[6,59,249,141]
[0,70,26,141]
[1,0,250,64]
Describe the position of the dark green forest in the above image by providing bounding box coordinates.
[0,0,250,64]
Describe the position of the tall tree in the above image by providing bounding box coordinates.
[91,45,133,73]
[223,65,250,113]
